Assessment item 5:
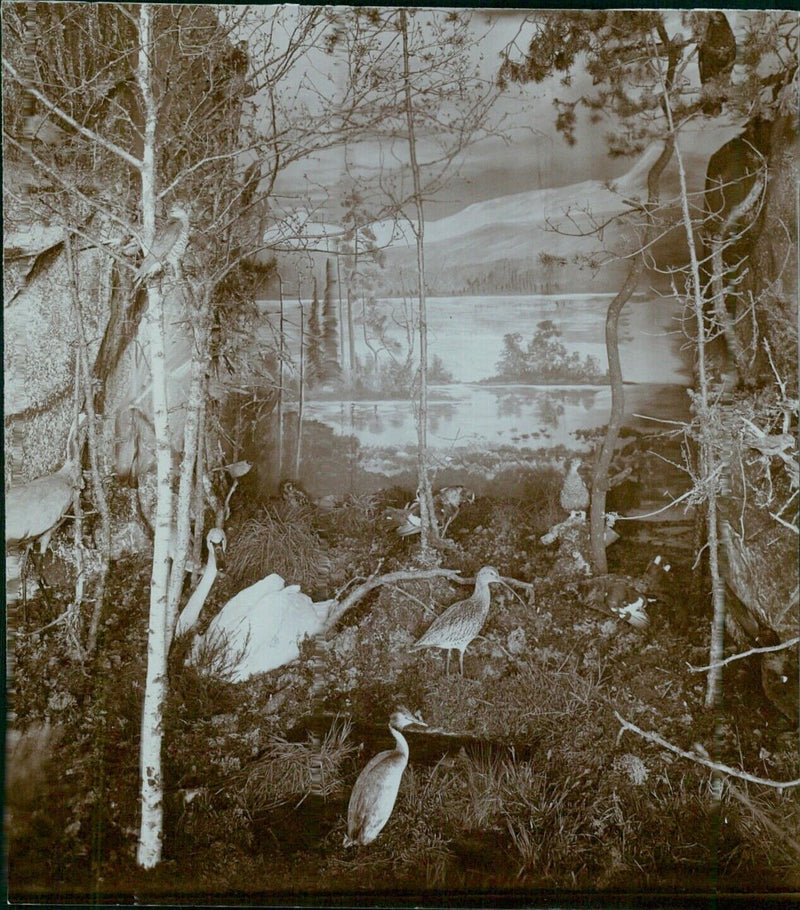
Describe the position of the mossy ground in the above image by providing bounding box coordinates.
[7,467,799,902]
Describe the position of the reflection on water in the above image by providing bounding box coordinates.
[303,383,689,452]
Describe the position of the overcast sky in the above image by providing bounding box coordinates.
[264,8,747,223]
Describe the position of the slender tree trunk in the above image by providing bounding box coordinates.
[336,259,346,372]
[399,9,436,549]
[339,255,356,378]
[672,138,728,708]
[361,297,380,373]
[276,272,285,482]
[136,3,172,869]
[166,296,210,642]
[191,384,207,588]
[296,287,305,478]
[348,293,356,377]
[588,139,674,573]
[69,355,86,657]
[65,233,111,655]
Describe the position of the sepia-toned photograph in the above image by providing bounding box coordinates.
[3,5,799,905]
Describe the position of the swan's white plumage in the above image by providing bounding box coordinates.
[191,572,333,681]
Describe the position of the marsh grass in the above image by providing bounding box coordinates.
[228,506,328,589]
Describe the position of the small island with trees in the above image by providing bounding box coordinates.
[484,320,609,384]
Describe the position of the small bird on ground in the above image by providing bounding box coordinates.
[560,459,589,515]
[410,566,503,675]
[382,504,421,537]
[279,479,311,509]
[344,706,427,847]
[434,486,476,534]
[382,486,475,538]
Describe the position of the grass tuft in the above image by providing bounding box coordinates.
[227,505,329,590]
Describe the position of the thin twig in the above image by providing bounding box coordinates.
[616,487,695,520]
[326,567,465,627]
[770,511,799,534]
[18,611,70,636]
[687,636,800,672]
[386,583,436,617]
[614,711,800,790]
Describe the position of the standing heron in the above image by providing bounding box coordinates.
[344,706,427,847]
[410,566,503,676]
[135,205,190,281]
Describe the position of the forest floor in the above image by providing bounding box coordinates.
[6,460,800,904]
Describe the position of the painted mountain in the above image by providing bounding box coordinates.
[384,141,688,296]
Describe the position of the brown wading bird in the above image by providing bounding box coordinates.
[344,706,427,847]
[5,418,83,557]
[410,566,503,675]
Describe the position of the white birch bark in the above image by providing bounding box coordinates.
[136,3,172,869]
[166,297,210,642]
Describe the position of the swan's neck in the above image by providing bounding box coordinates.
[174,544,218,635]
[389,723,410,761]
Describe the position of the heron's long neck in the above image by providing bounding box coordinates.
[474,578,492,609]
[389,724,410,762]
[175,545,218,635]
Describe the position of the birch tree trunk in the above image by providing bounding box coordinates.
[296,290,305,478]
[276,272,285,483]
[136,2,172,869]
[166,296,210,641]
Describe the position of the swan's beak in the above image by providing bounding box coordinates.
[211,538,226,571]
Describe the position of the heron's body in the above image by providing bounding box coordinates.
[5,465,75,553]
[410,566,502,675]
[344,707,426,847]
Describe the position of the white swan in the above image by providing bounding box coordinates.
[193,574,334,682]
[175,528,334,681]
[174,527,227,638]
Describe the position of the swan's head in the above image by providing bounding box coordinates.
[207,527,227,567]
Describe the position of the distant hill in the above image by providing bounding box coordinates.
[267,122,743,299]
[384,141,684,296]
